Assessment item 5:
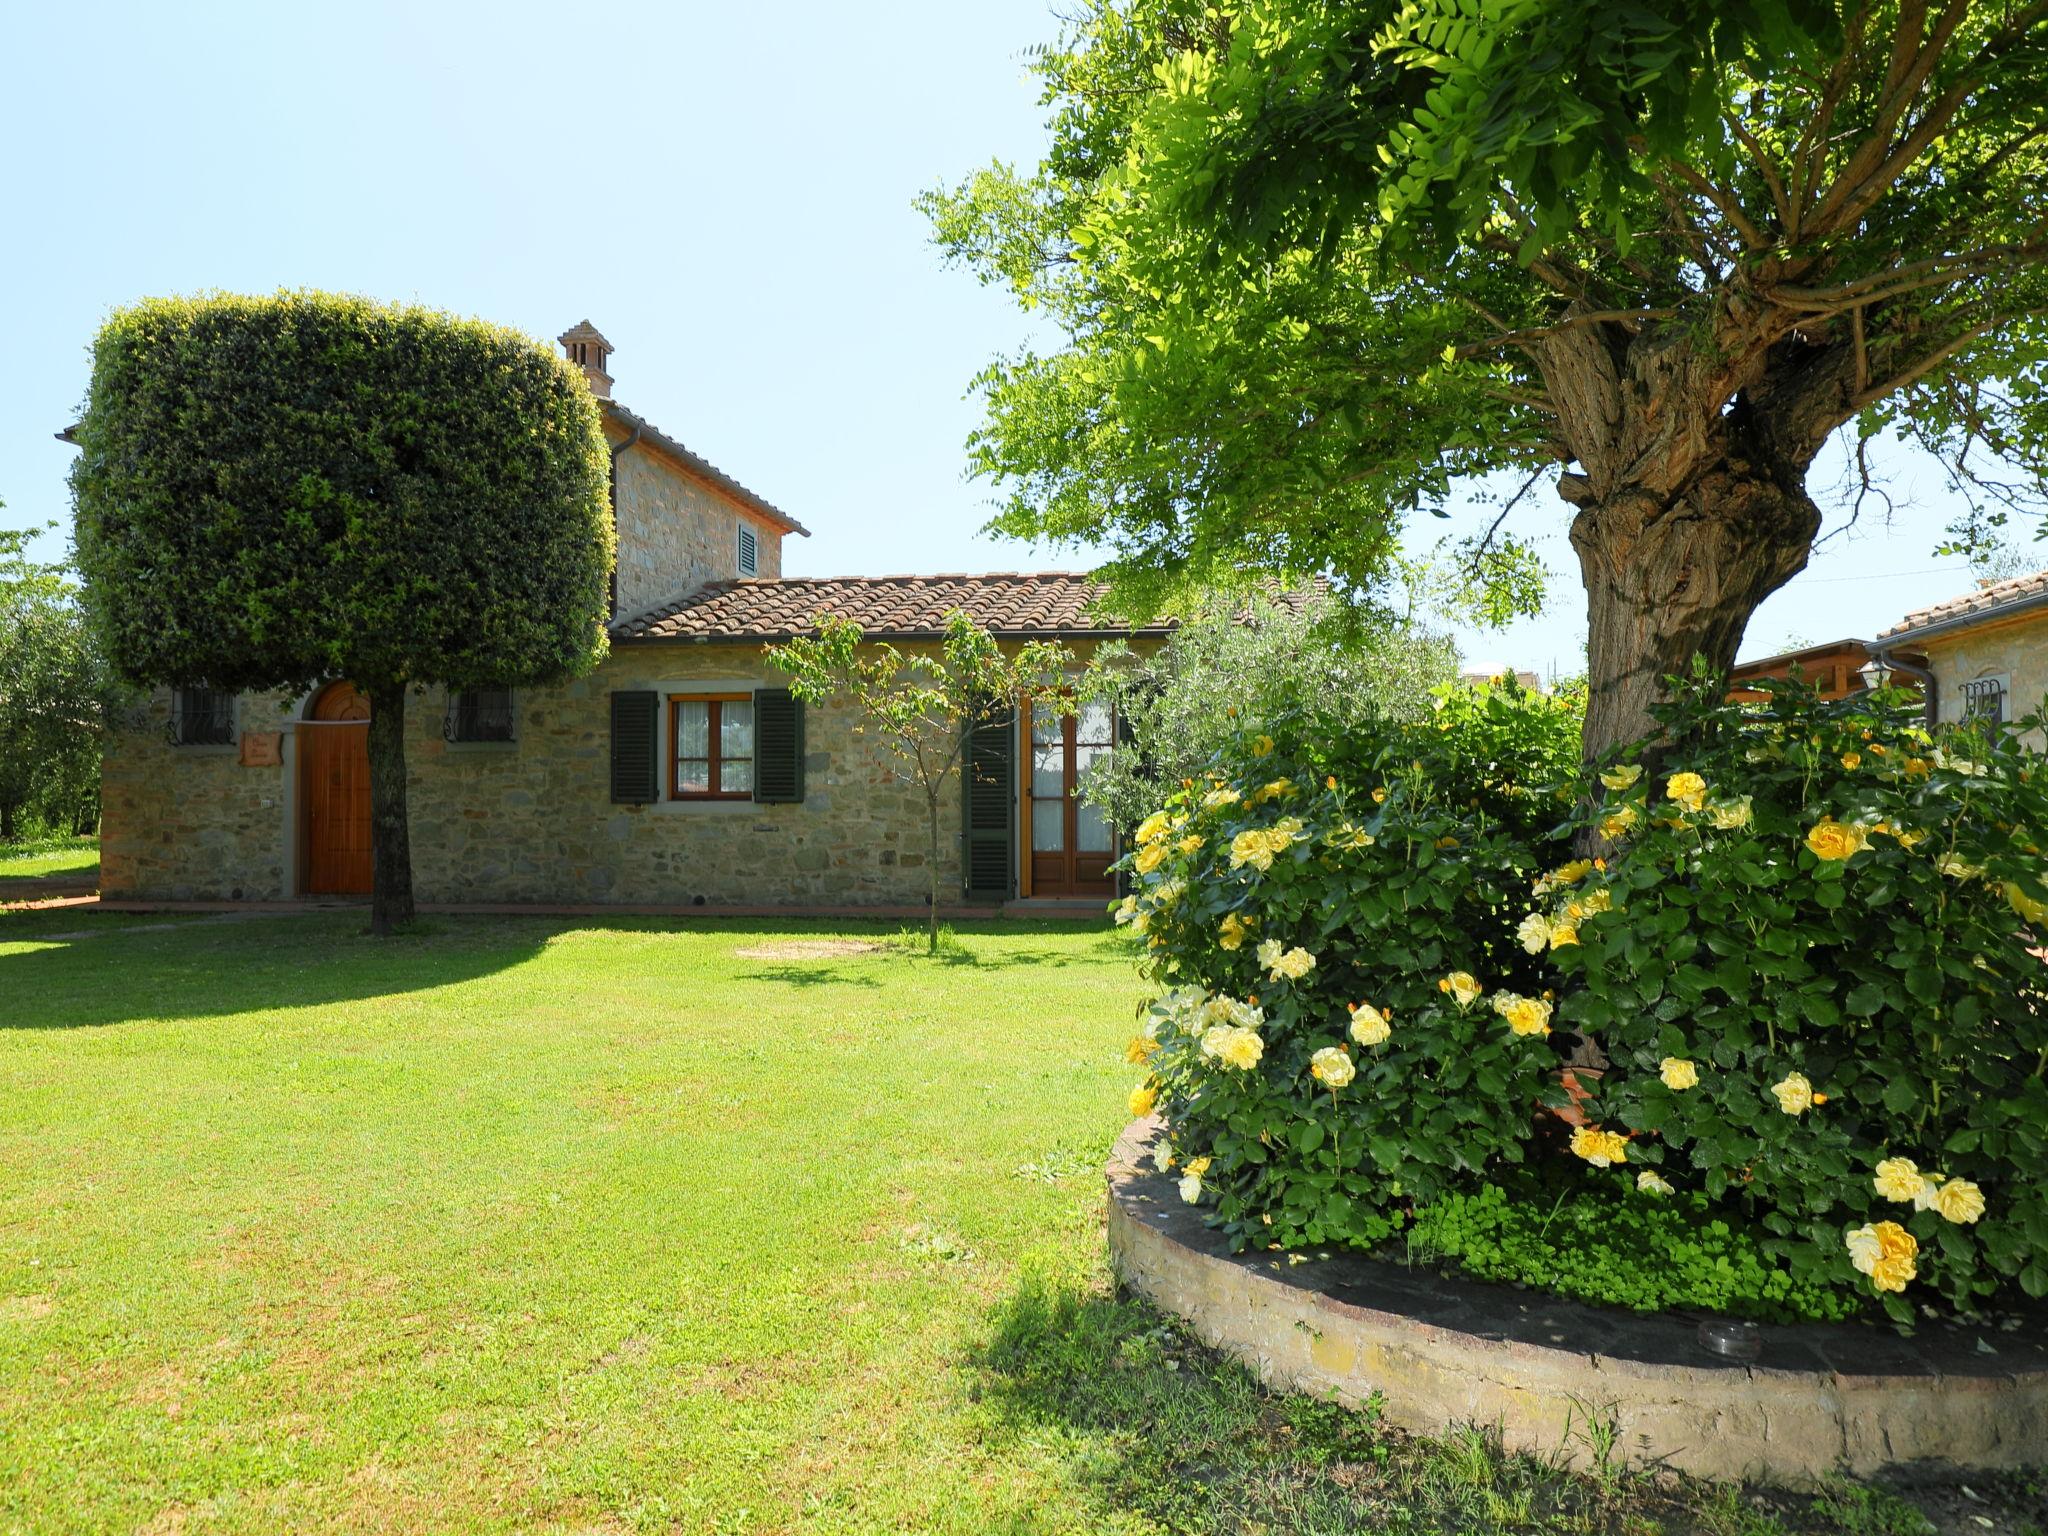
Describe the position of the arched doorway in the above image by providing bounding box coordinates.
[301,681,372,895]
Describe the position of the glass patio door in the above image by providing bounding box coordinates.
[1027,696,1116,897]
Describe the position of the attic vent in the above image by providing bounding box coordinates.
[737,523,758,577]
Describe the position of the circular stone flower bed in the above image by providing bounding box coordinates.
[1107,1120,2048,1483]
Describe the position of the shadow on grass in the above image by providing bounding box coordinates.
[735,964,885,990]
[959,1274,1998,1536]
[0,912,563,1031]
[0,910,1130,1031]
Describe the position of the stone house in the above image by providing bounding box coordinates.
[1728,570,2048,739]
[1871,569,2048,741]
[93,323,1170,909]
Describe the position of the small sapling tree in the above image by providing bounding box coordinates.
[768,611,1074,952]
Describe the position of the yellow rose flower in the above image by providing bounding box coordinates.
[1490,991,1552,1037]
[2005,882,2048,925]
[1872,1157,1926,1204]
[1256,937,1283,969]
[1348,1003,1392,1047]
[1771,1072,1816,1115]
[1228,829,1277,872]
[1178,1173,1205,1204]
[1128,1081,1158,1118]
[1310,1046,1356,1088]
[1665,772,1708,812]
[1174,833,1205,856]
[1600,805,1640,840]
[1570,1125,1629,1167]
[1269,946,1317,982]
[1805,819,1869,862]
[1579,887,1613,915]
[1251,734,1276,758]
[1659,1057,1699,1091]
[1135,810,1172,846]
[1516,911,1553,954]
[1841,752,1862,771]
[1438,972,1482,1009]
[1847,1220,1918,1292]
[1636,1170,1674,1196]
[1125,1035,1158,1065]
[1600,763,1643,791]
[1903,756,1932,778]
[1534,858,1593,895]
[1707,796,1753,831]
[1113,894,1139,925]
[1932,1177,1986,1225]
[1891,825,1929,849]
[1371,786,1388,804]
[1218,912,1255,950]
[1203,787,1241,811]
[1134,842,1169,875]
[1548,923,1579,949]
[1201,1025,1265,1072]
[1249,777,1294,805]
[1936,853,1983,880]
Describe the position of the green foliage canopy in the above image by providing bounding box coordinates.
[926,1,2048,751]
[0,517,109,839]
[1078,592,1463,831]
[70,292,614,695]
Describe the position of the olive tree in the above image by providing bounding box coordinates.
[71,292,612,932]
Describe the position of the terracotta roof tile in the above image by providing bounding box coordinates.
[1878,568,2048,640]
[611,573,1178,642]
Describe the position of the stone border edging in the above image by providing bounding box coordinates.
[1106,1118,2048,1482]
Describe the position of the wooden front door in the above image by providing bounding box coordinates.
[302,681,372,895]
[1026,696,1116,898]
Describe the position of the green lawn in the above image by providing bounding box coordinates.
[0,913,2031,1535]
[0,834,99,884]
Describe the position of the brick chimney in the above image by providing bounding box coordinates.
[558,320,614,399]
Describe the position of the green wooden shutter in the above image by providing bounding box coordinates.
[610,691,660,803]
[752,689,805,803]
[961,714,1015,901]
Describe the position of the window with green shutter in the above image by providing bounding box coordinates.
[610,691,660,803]
[961,714,1015,900]
[752,689,805,803]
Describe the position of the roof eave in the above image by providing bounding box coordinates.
[602,400,810,537]
[1878,589,2048,649]
[610,625,1175,646]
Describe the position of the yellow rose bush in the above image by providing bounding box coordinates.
[1552,675,2048,1320]
[1119,690,1580,1252]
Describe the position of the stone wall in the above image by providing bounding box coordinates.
[99,646,985,907]
[1107,1119,2048,1482]
[610,429,783,618]
[99,687,298,902]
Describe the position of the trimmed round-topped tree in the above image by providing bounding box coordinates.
[70,292,613,933]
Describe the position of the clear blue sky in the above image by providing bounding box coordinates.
[0,1,2013,670]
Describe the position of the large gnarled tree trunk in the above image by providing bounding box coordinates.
[1540,319,1848,762]
[366,679,416,935]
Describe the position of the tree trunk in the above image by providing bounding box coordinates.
[1569,467,1822,766]
[925,795,942,955]
[365,680,416,935]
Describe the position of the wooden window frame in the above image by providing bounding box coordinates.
[668,692,755,801]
